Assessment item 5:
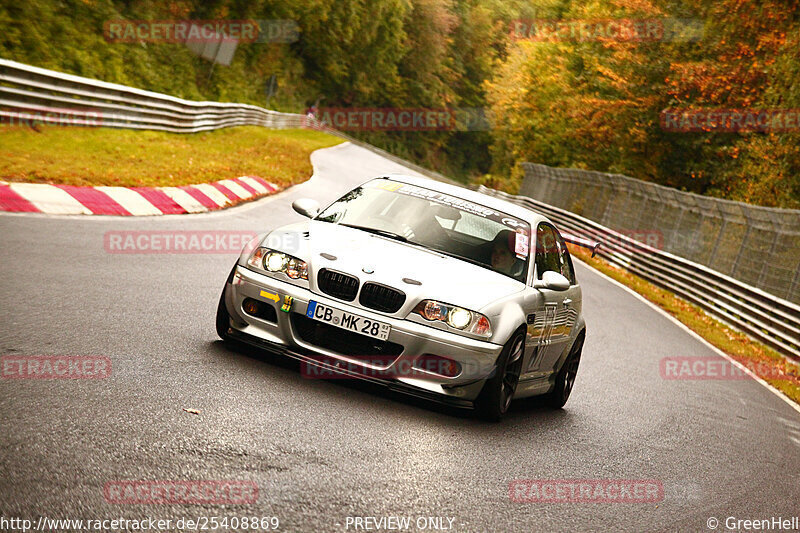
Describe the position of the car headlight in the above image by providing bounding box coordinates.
[248,247,308,280]
[265,251,285,272]
[412,300,492,337]
[447,307,472,329]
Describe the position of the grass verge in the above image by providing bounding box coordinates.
[567,244,800,406]
[0,125,343,188]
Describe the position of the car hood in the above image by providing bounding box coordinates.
[266,220,525,314]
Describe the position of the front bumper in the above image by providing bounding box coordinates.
[223,265,504,403]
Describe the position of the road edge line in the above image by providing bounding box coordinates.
[573,256,800,416]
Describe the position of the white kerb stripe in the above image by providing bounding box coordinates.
[192,183,231,207]
[159,187,208,213]
[238,176,268,194]
[217,179,251,199]
[96,186,163,216]
[9,183,92,214]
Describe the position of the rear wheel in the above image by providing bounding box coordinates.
[474,330,526,422]
[543,334,584,408]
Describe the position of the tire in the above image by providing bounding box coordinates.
[543,333,584,409]
[215,286,231,341]
[474,329,526,422]
[215,264,237,341]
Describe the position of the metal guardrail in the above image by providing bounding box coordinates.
[521,163,800,305]
[0,58,307,132]
[478,185,800,363]
[0,58,460,186]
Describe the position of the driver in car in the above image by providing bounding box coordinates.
[491,230,517,275]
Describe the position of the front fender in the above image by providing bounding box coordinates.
[480,291,535,346]
[554,319,586,374]
[237,232,269,267]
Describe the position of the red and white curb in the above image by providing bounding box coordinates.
[0,176,278,215]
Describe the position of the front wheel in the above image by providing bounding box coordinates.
[474,330,526,422]
[543,334,584,409]
[215,285,231,341]
[215,264,237,341]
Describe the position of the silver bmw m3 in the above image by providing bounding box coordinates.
[216,175,587,420]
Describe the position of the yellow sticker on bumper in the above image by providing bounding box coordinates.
[259,290,279,303]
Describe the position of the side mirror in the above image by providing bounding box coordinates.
[292,198,320,218]
[533,271,570,291]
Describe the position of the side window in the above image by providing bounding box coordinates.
[535,223,576,285]
[535,223,561,280]
[554,231,576,285]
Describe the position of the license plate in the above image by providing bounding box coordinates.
[306,301,391,341]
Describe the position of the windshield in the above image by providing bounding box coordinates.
[316,179,530,282]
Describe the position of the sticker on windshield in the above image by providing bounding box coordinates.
[397,184,496,217]
[371,180,403,192]
[515,230,529,258]
[366,179,531,238]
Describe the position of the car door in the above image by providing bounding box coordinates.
[523,223,578,377]
[520,285,546,379]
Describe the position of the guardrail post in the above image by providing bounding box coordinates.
[599,179,617,227]
[669,206,687,255]
[789,268,800,302]
[731,224,753,279]
[651,201,666,232]
[756,231,780,287]
[688,211,706,258]
[707,218,727,268]
[632,197,648,232]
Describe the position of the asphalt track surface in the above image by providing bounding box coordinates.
[1,142,798,532]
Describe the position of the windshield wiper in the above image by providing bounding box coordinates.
[339,224,494,270]
[429,248,489,269]
[339,223,408,242]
